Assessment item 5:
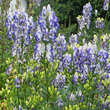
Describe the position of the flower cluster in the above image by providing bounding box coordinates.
[35,4,59,42]
[56,98,64,107]
[52,73,66,89]
[77,2,92,30]
[69,34,79,47]
[2,1,110,110]
[103,0,109,11]
[76,43,109,80]
[55,34,67,60]
[62,53,72,71]
[34,4,59,62]
[96,17,105,29]
[6,10,34,62]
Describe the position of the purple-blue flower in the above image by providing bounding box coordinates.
[77,2,92,30]
[96,18,105,29]
[19,105,22,110]
[52,73,66,89]
[15,77,20,88]
[103,0,109,11]
[35,4,59,42]
[6,10,34,63]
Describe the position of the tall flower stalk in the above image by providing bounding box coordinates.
[77,2,92,30]
[6,1,34,108]
[34,4,59,63]
[34,4,59,105]
[6,9,34,64]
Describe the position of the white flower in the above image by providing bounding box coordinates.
[8,0,17,17]
[95,9,98,16]
[69,93,76,101]
[8,0,27,17]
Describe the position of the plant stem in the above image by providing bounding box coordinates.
[44,43,48,105]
